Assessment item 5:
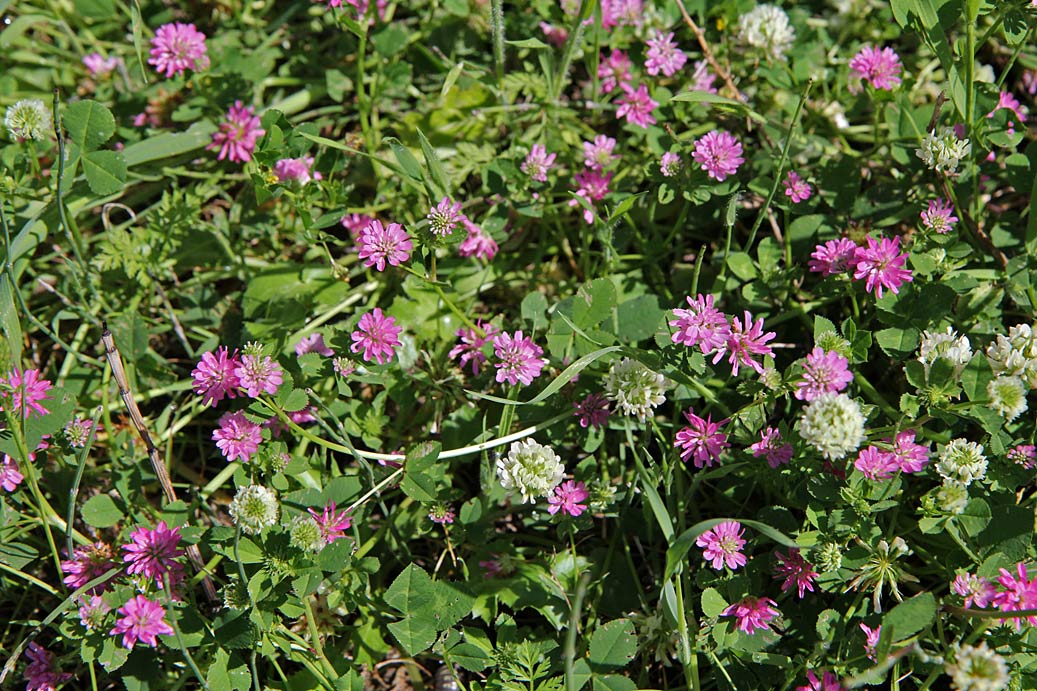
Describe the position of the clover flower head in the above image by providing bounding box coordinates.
[809,238,858,277]
[936,439,988,487]
[229,485,280,535]
[62,541,116,593]
[426,197,464,236]
[208,101,265,163]
[854,446,899,480]
[458,218,498,261]
[273,156,321,185]
[4,99,52,141]
[289,515,326,553]
[603,358,667,421]
[148,22,209,78]
[796,347,853,401]
[920,199,958,234]
[774,548,818,598]
[213,410,263,463]
[449,320,500,375]
[493,330,547,386]
[888,430,929,473]
[645,31,687,77]
[784,170,812,202]
[1008,444,1037,469]
[669,293,730,354]
[988,375,1028,421]
[597,49,632,94]
[547,480,589,517]
[23,643,72,691]
[497,439,564,503]
[952,572,997,609]
[350,308,403,365]
[235,353,283,398]
[799,393,866,460]
[357,220,413,271]
[615,84,658,129]
[674,408,729,468]
[573,392,610,429]
[583,135,618,171]
[849,45,903,91]
[918,327,972,377]
[946,642,1009,691]
[660,151,682,177]
[308,501,353,544]
[723,597,779,635]
[737,4,795,60]
[696,520,746,570]
[1,367,53,419]
[852,235,913,299]
[521,144,557,182]
[692,130,744,181]
[751,427,793,468]
[122,521,184,587]
[916,126,971,175]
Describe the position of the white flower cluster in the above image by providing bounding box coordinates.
[946,641,1009,691]
[935,439,987,487]
[736,4,796,61]
[4,99,51,141]
[915,126,972,175]
[986,322,1037,387]
[229,485,280,535]
[984,322,1036,421]
[604,358,668,421]
[917,327,972,377]
[497,439,564,503]
[798,393,865,460]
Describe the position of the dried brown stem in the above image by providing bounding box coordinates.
[673,0,740,100]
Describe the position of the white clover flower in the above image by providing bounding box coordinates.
[4,99,52,141]
[918,327,972,377]
[987,375,1028,421]
[604,358,668,421]
[935,484,969,515]
[736,4,796,61]
[798,392,866,460]
[936,439,988,487]
[229,485,280,535]
[289,515,325,553]
[946,641,1009,691]
[915,127,972,175]
[497,439,564,503]
[986,323,1037,389]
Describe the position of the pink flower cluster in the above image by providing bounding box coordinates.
[674,408,729,468]
[697,520,746,570]
[148,22,209,78]
[919,198,957,234]
[954,562,1037,630]
[449,321,500,375]
[23,642,72,691]
[853,430,930,479]
[644,31,686,77]
[774,548,818,598]
[122,520,185,588]
[357,220,413,271]
[848,45,902,91]
[669,294,776,377]
[308,501,353,544]
[493,330,548,386]
[274,156,321,185]
[351,308,403,365]
[111,595,175,649]
[1,367,53,419]
[723,596,779,635]
[209,101,265,164]
[693,130,744,182]
[547,480,589,517]
[521,144,557,182]
[192,346,284,407]
[750,427,793,468]
[796,347,853,401]
[808,235,913,299]
[422,197,498,261]
[573,392,610,429]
